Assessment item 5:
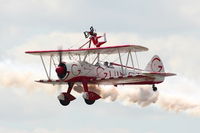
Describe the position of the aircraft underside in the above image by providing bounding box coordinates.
[56,82,159,106]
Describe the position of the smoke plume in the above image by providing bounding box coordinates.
[157,93,200,116]
[73,84,159,107]
[0,62,58,94]
[1,62,200,116]
[73,84,200,116]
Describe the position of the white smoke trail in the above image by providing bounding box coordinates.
[0,61,58,94]
[157,93,200,116]
[73,84,119,101]
[100,85,200,116]
[73,84,200,116]
[117,86,159,107]
[73,84,159,107]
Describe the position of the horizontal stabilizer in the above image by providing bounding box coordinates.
[143,72,176,77]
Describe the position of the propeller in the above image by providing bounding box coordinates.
[57,84,62,94]
[57,49,63,93]
[55,47,67,79]
[58,49,62,65]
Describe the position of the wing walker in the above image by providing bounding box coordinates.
[25,27,176,106]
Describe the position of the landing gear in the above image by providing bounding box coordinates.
[57,81,101,106]
[59,100,70,106]
[58,94,70,106]
[57,82,75,106]
[84,99,95,105]
[82,81,101,105]
[152,84,157,92]
[82,91,100,105]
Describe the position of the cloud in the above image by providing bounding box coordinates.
[0,127,132,133]
[1,0,198,36]
[0,0,72,17]
[175,0,200,26]
[6,32,85,63]
[107,33,200,79]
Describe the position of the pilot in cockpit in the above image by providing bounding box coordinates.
[104,61,109,67]
[103,61,114,68]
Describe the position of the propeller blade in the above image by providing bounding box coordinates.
[57,85,62,94]
[59,51,62,64]
[58,47,63,64]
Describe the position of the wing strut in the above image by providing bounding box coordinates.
[40,55,50,80]
[134,51,140,68]
[117,49,124,75]
[125,50,130,74]
[49,56,52,78]
[83,51,89,61]
[78,54,81,61]
[129,51,135,71]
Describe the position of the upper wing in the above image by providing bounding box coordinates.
[25,45,148,56]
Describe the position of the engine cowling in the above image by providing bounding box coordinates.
[55,63,67,79]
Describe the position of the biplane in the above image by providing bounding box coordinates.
[25,27,175,106]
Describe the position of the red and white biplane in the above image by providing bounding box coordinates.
[25,27,175,106]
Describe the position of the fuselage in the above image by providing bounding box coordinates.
[60,61,164,85]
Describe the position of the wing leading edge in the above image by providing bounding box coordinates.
[25,45,148,56]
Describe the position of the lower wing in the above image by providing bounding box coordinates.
[35,72,175,85]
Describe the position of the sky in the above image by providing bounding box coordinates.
[1,0,200,133]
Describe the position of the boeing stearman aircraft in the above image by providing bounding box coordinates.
[25,27,176,106]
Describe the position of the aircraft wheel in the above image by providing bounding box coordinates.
[59,99,70,106]
[84,99,95,105]
[152,85,157,92]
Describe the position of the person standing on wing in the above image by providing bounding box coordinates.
[84,26,107,47]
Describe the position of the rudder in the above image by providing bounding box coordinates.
[145,55,165,72]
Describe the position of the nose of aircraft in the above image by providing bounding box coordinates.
[56,66,65,75]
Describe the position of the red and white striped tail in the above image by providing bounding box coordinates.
[145,55,165,72]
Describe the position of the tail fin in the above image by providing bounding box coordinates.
[145,55,165,72]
